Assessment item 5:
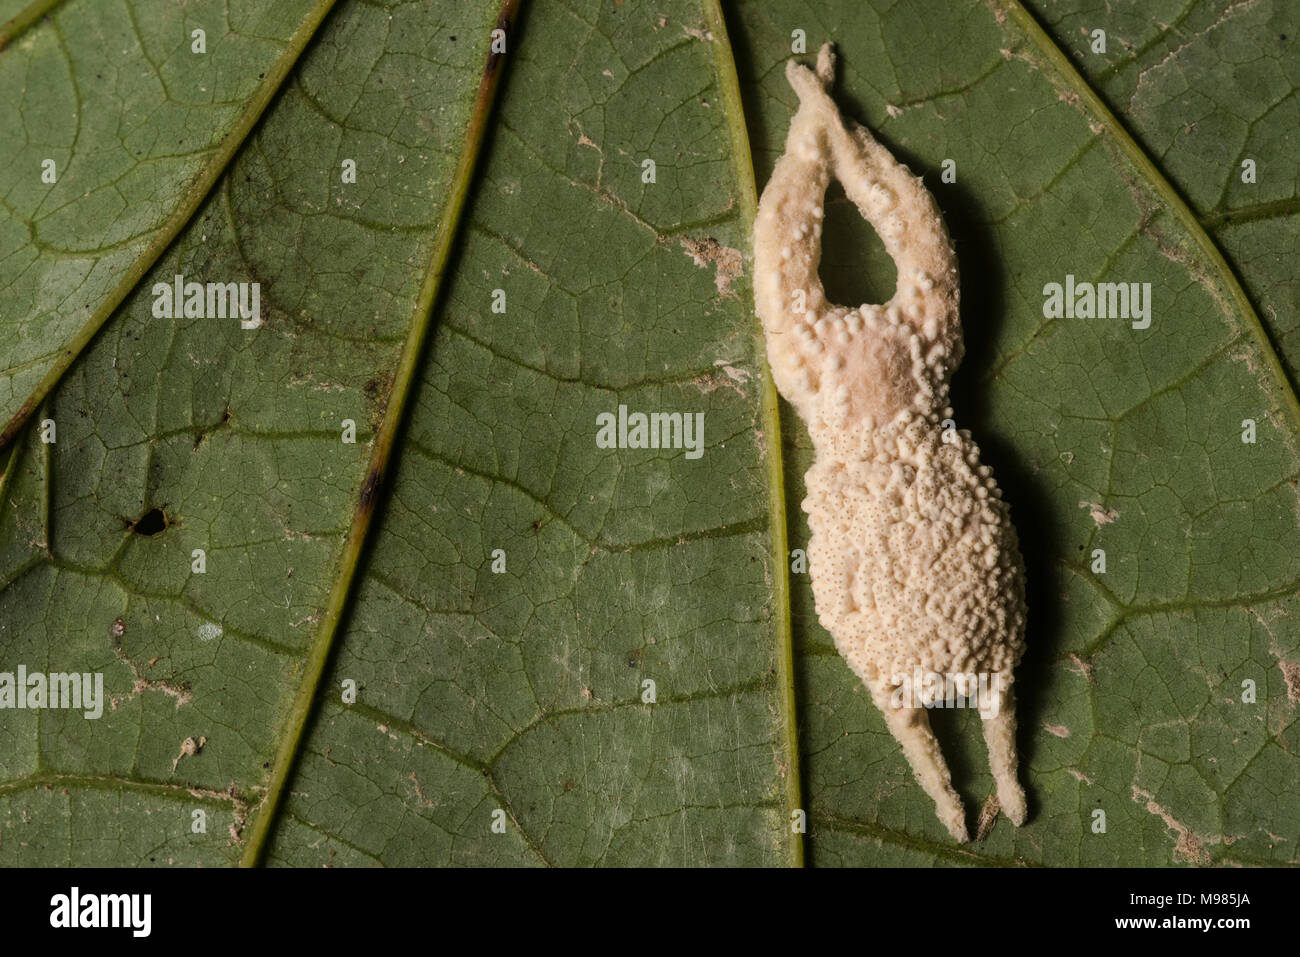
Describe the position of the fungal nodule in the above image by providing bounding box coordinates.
[754,44,1028,842]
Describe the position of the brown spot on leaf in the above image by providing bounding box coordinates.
[1067,653,1096,684]
[974,794,1000,841]
[1279,660,1300,703]
[1078,501,1119,526]
[359,469,382,510]
[1131,786,1213,865]
[679,236,743,298]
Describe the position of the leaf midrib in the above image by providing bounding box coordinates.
[237,0,524,868]
[700,0,804,868]
[0,0,67,51]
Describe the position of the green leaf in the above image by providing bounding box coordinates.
[1020,0,1300,399]
[0,0,340,445]
[0,0,803,867]
[1,0,1297,868]
[0,0,531,864]
[256,0,801,868]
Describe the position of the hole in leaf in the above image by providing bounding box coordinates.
[818,181,897,307]
[129,508,169,536]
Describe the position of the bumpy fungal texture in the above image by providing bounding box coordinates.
[754,45,1028,842]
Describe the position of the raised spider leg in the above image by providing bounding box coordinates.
[753,43,964,429]
[868,681,969,843]
[981,683,1028,826]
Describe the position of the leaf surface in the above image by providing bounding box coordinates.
[1,0,1297,868]
[0,0,803,867]
[260,0,800,867]
[1022,0,1300,389]
[0,0,517,864]
[0,0,339,444]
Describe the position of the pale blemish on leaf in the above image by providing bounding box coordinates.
[172,735,208,772]
[1078,500,1119,526]
[679,236,743,297]
[1131,786,1213,865]
[1278,660,1300,703]
[1067,653,1097,684]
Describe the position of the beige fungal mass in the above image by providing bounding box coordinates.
[755,45,1028,842]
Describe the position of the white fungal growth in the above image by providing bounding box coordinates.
[754,44,1028,842]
